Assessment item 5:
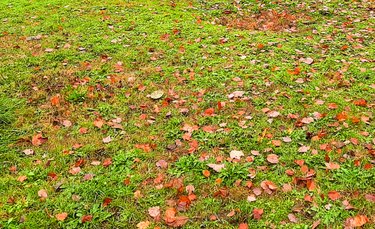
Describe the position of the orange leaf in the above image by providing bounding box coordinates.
[202,170,211,178]
[328,191,341,201]
[204,108,215,116]
[238,223,248,229]
[335,112,347,122]
[353,99,367,107]
[50,95,60,106]
[56,212,68,221]
[345,215,368,227]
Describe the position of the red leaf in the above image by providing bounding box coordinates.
[81,215,93,223]
[253,208,264,220]
[102,197,112,207]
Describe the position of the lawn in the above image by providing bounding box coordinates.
[0,0,374,228]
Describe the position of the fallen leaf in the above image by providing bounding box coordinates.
[83,173,94,181]
[50,95,60,106]
[102,158,112,167]
[81,215,93,223]
[345,215,368,228]
[238,223,248,229]
[102,197,112,207]
[267,111,280,118]
[353,99,367,107]
[69,167,81,175]
[202,170,211,178]
[247,194,256,202]
[17,175,27,182]
[207,163,225,172]
[328,191,341,201]
[298,145,310,153]
[253,208,263,220]
[364,194,375,203]
[62,120,72,127]
[93,119,104,128]
[300,57,314,65]
[227,210,235,217]
[38,189,48,199]
[228,91,245,99]
[326,162,340,170]
[267,154,279,164]
[301,117,314,124]
[288,213,298,223]
[23,149,34,155]
[148,206,161,218]
[156,160,168,168]
[32,133,48,146]
[56,212,68,221]
[137,221,150,229]
[150,90,164,100]
[230,150,244,159]
[102,136,112,143]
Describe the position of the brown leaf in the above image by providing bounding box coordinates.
[69,167,81,175]
[93,119,104,128]
[81,215,93,223]
[17,175,27,182]
[102,136,112,143]
[345,215,368,228]
[102,197,112,207]
[38,189,48,199]
[364,194,375,203]
[328,191,341,201]
[326,162,340,170]
[102,158,112,167]
[56,212,68,221]
[229,150,244,159]
[32,133,48,146]
[288,213,298,223]
[148,206,160,218]
[207,163,225,172]
[267,154,279,164]
[23,149,34,155]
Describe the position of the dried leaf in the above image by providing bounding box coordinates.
[267,154,279,164]
[148,206,161,218]
[253,208,263,220]
[230,150,244,159]
[38,189,48,199]
[56,212,68,221]
[207,163,225,172]
[150,90,164,100]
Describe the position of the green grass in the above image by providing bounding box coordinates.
[1,0,374,228]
